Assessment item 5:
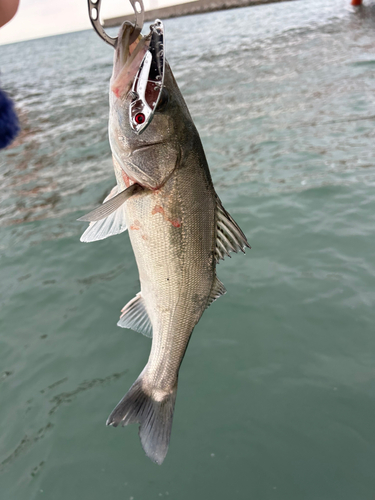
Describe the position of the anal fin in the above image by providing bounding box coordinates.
[117,293,152,338]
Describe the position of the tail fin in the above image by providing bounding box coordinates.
[106,376,177,465]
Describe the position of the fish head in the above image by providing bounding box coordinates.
[109,22,196,190]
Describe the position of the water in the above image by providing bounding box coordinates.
[1,0,375,498]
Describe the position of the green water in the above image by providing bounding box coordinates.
[1,0,375,498]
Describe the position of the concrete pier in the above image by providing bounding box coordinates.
[103,0,296,27]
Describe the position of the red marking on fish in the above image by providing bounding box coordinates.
[130,220,141,230]
[170,219,181,228]
[113,87,121,98]
[142,234,148,240]
[122,170,131,188]
[152,205,181,228]
[152,205,165,216]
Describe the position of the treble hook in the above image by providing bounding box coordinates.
[88,0,145,47]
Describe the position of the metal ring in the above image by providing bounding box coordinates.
[87,0,145,48]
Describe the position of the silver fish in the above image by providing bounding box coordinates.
[80,21,250,464]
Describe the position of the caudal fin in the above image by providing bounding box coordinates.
[106,376,177,465]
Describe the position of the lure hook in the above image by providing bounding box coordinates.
[88,0,145,47]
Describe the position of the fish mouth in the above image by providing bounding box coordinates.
[111,20,165,135]
[111,25,150,100]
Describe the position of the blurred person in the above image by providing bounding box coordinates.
[0,0,20,148]
[0,0,19,27]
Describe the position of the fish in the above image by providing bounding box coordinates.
[79,21,250,464]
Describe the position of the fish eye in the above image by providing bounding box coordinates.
[134,113,146,125]
[156,88,169,112]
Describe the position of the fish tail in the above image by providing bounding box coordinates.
[106,374,177,465]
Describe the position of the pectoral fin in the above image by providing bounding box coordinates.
[215,199,251,262]
[77,183,143,222]
[80,185,128,243]
[80,204,128,242]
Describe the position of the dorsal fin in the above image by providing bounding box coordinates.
[117,293,152,338]
[215,199,250,262]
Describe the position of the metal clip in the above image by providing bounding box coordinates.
[88,0,145,47]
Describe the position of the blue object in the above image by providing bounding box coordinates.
[0,88,20,149]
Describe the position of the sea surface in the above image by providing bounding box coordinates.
[1,0,375,498]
